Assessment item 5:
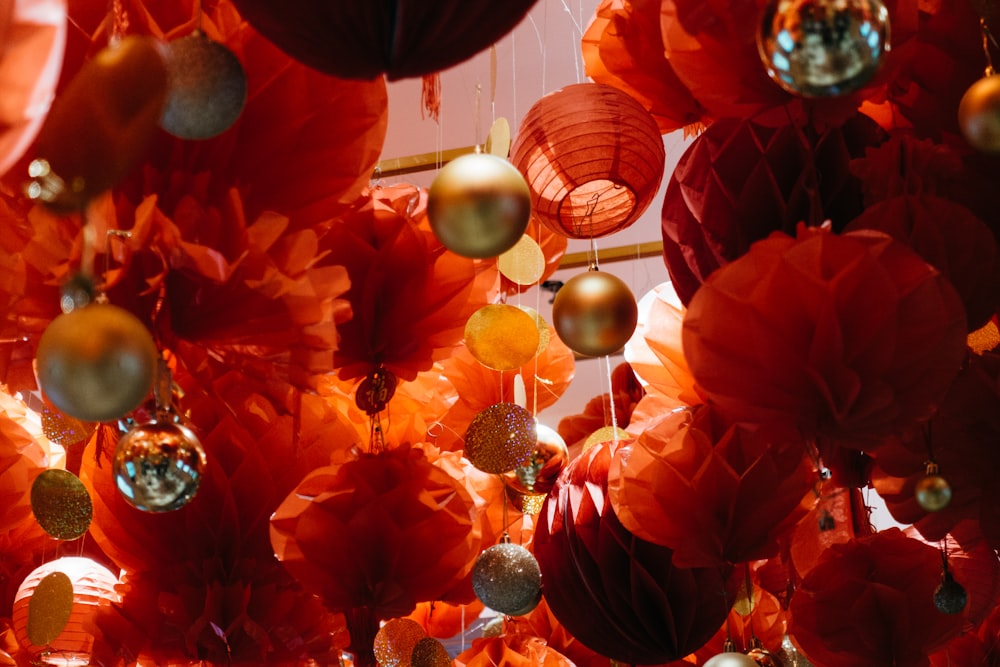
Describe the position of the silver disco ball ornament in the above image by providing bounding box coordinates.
[471,542,542,616]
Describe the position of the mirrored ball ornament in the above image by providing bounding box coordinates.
[113,420,207,512]
[160,31,247,139]
[503,423,569,496]
[471,542,542,616]
[758,0,890,97]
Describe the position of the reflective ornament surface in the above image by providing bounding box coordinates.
[504,423,569,495]
[30,469,92,540]
[552,270,638,357]
[37,303,158,423]
[465,402,537,474]
[915,474,952,512]
[113,420,207,512]
[958,75,1000,153]
[471,542,542,616]
[161,31,247,139]
[704,652,760,667]
[428,153,531,258]
[933,570,968,615]
[758,0,890,97]
[747,646,784,667]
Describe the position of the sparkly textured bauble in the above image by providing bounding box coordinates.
[30,469,93,541]
[704,652,760,667]
[471,542,542,615]
[465,403,537,474]
[583,425,630,451]
[410,637,451,667]
[160,31,247,140]
[758,0,890,97]
[427,153,531,259]
[373,618,425,667]
[498,234,545,286]
[36,303,158,422]
[504,423,569,496]
[933,571,968,615]
[958,75,1000,153]
[747,646,784,667]
[26,572,73,647]
[552,270,638,357]
[113,420,207,512]
[915,474,952,512]
[465,304,540,371]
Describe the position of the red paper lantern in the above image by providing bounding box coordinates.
[682,225,968,450]
[510,83,665,239]
[227,0,539,80]
[12,556,120,666]
[532,440,733,665]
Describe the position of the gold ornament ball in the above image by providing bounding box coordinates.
[704,653,760,667]
[114,421,207,513]
[504,423,569,496]
[958,75,1000,153]
[30,469,93,541]
[552,270,638,357]
[465,402,537,474]
[373,618,426,667]
[427,153,531,259]
[915,474,952,512]
[411,638,451,667]
[36,303,158,422]
[471,542,542,616]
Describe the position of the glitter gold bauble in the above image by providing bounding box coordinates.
[373,618,426,667]
[504,423,568,495]
[517,305,551,356]
[758,0,890,97]
[428,153,531,259]
[498,234,545,285]
[30,469,93,540]
[958,75,1000,153]
[465,304,540,371]
[704,653,760,667]
[160,31,247,140]
[915,474,952,512]
[114,420,207,513]
[36,303,158,423]
[26,571,73,647]
[583,426,630,452]
[552,270,637,357]
[411,637,451,667]
[471,542,542,616]
[465,403,536,474]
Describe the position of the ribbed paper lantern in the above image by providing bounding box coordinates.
[12,556,120,666]
[510,83,665,239]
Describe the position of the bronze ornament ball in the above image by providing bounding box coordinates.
[114,420,207,513]
[552,270,638,357]
[36,303,158,422]
[958,75,1000,153]
[464,402,537,474]
[915,473,952,512]
[427,152,531,259]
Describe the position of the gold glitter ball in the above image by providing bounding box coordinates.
[27,571,73,647]
[465,304,540,371]
[465,403,536,474]
[41,405,95,446]
[373,618,426,667]
[583,426,630,452]
[411,637,451,667]
[30,469,93,540]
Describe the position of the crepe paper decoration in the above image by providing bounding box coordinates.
[624,281,700,408]
[682,224,968,450]
[611,404,815,568]
[454,631,576,667]
[660,113,885,305]
[520,599,609,667]
[870,350,1000,548]
[582,0,704,133]
[533,440,733,665]
[510,83,665,240]
[326,184,491,383]
[788,481,859,581]
[845,194,1000,330]
[789,528,971,666]
[928,598,1000,666]
[228,0,539,81]
[0,0,66,179]
[556,363,644,452]
[405,599,485,643]
[11,557,120,665]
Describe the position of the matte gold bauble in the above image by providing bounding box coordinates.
[26,572,73,647]
[704,653,759,667]
[915,474,952,512]
[160,31,248,140]
[503,423,568,496]
[552,270,638,357]
[465,304,540,370]
[471,542,542,616]
[427,153,531,259]
[114,420,207,512]
[958,75,1000,153]
[36,303,158,423]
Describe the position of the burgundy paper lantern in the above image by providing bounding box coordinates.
[510,83,665,239]
[533,440,732,664]
[227,0,539,80]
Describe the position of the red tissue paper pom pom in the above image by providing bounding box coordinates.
[533,440,732,665]
[609,405,815,568]
[682,224,968,450]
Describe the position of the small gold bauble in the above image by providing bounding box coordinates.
[464,403,536,474]
[958,74,1000,153]
[465,304,540,371]
[373,618,426,667]
[36,303,158,423]
[411,637,451,667]
[30,469,93,540]
[427,153,531,259]
[26,572,74,647]
[503,423,568,495]
[552,270,638,357]
[915,474,952,512]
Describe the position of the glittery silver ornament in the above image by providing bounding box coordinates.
[113,420,207,512]
[471,542,542,615]
[160,31,247,139]
[758,0,890,97]
[933,570,968,615]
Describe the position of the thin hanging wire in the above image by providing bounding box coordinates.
[982,18,997,76]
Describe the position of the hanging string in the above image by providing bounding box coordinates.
[981,18,997,76]
[194,0,203,33]
[604,354,621,445]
